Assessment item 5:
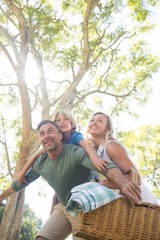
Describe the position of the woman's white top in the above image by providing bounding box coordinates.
[97,141,158,204]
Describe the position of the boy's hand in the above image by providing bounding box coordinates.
[93,157,108,173]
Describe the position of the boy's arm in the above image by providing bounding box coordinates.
[18,148,45,185]
[0,164,41,203]
[79,139,107,173]
[0,187,16,202]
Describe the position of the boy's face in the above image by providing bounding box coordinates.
[55,114,72,133]
[39,123,63,151]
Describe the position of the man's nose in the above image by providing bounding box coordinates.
[43,132,50,138]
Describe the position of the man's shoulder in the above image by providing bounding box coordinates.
[35,151,48,164]
[62,144,89,164]
[39,151,48,158]
[63,143,81,149]
[63,143,85,153]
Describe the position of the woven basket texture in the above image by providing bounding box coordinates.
[72,198,160,240]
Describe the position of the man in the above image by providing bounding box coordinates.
[0,120,141,240]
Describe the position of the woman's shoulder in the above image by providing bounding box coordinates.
[105,139,129,156]
[106,139,126,150]
[106,139,119,145]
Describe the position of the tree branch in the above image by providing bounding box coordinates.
[0,113,13,179]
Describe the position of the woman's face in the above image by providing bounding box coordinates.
[88,113,108,137]
[55,114,72,133]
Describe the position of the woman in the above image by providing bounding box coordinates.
[86,111,158,204]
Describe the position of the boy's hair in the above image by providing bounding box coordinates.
[37,120,61,132]
[52,109,77,131]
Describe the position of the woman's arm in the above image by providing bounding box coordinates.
[17,148,45,185]
[106,142,135,172]
[105,142,141,183]
[79,139,107,173]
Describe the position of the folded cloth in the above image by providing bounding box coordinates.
[66,182,121,217]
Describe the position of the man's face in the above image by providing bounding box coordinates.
[38,123,63,152]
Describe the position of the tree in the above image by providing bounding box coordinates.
[135,125,160,197]
[0,202,5,224]
[0,0,159,239]
[117,125,160,198]
[19,204,42,240]
[0,202,42,240]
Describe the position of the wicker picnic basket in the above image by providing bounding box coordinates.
[72,198,160,240]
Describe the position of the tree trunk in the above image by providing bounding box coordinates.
[0,132,38,239]
[0,191,25,240]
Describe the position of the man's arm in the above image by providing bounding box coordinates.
[0,165,41,203]
[0,187,16,202]
[106,167,141,205]
[79,150,141,204]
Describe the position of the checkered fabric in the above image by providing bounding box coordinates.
[66,182,121,217]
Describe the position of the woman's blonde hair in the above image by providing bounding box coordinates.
[52,109,77,132]
[86,111,114,146]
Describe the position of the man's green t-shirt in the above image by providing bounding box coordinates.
[12,144,116,206]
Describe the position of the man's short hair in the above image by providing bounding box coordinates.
[37,120,61,132]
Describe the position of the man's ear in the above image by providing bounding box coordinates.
[58,130,63,140]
